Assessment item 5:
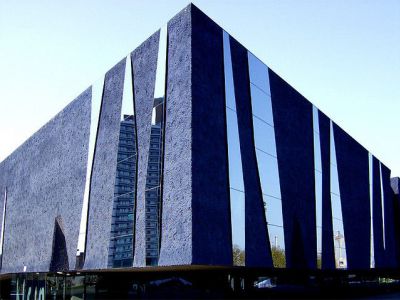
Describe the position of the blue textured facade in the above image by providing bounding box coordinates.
[0,3,398,275]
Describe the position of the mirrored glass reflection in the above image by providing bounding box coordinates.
[330,122,347,268]
[253,117,276,157]
[108,55,137,268]
[145,26,168,266]
[226,109,245,192]
[249,84,274,127]
[268,225,286,268]
[248,50,285,267]
[256,150,281,199]
[248,52,270,96]
[0,188,7,264]
[312,106,322,267]
[379,163,386,250]
[223,31,246,266]
[231,189,246,266]
[369,153,375,268]
[77,75,105,261]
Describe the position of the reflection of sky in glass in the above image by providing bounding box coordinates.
[379,163,386,250]
[230,189,246,250]
[249,85,274,127]
[253,118,276,157]
[369,153,375,268]
[248,53,270,96]
[330,122,347,268]
[0,188,6,257]
[223,31,245,255]
[77,75,105,254]
[248,51,285,263]
[313,106,322,262]
[226,109,244,192]
[256,150,281,198]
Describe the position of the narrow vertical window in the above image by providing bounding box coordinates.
[0,188,7,269]
[369,153,375,268]
[313,106,323,268]
[76,75,105,265]
[330,121,347,268]
[379,162,386,250]
[145,26,168,266]
[248,52,285,268]
[108,55,137,268]
[223,31,245,266]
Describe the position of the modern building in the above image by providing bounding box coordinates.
[0,3,399,299]
[107,115,136,268]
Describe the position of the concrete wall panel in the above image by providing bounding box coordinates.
[1,88,91,273]
[131,31,159,267]
[84,60,125,269]
[158,5,193,266]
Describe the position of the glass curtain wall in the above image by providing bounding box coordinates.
[145,26,168,266]
[312,106,323,268]
[369,153,375,268]
[76,75,105,266]
[247,52,285,268]
[330,122,347,268]
[108,55,137,268]
[223,31,246,266]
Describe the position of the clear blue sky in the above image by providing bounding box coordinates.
[0,1,399,176]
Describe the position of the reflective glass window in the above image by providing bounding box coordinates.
[330,122,347,268]
[0,188,6,261]
[248,51,285,267]
[379,163,386,249]
[312,106,322,267]
[369,153,375,268]
[248,52,270,96]
[256,150,281,199]
[253,117,276,157]
[223,31,246,266]
[249,84,274,126]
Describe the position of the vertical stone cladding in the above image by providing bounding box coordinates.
[159,4,233,266]
[0,89,90,273]
[269,69,317,270]
[131,31,159,267]
[229,36,272,267]
[158,4,193,265]
[333,123,370,269]
[84,60,125,269]
[318,111,335,270]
